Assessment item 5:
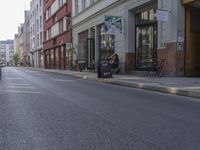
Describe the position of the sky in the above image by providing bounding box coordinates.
[0,0,31,41]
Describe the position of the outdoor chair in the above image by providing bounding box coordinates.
[156,59,166,77]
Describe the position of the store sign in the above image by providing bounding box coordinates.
[104,16,123,35]
[156,9,169,21]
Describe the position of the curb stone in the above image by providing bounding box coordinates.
[25,67,200,99]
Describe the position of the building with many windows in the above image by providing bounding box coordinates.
[18,24,26,65]
[0,40,14,66]
[72,0,200,76]
[24,10,31,66]
[14,34,19,53]
[43,0,72,70]
[30,0,44,68]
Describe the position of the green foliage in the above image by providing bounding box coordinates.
[13,52,19,66]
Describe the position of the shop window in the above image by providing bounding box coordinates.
[98,24,115,59]
[78,30,88,62]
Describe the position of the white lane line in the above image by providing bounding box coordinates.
[5,78,23,80]
[9,84,32,86]
[3,73,16,74]
[7,86,36,89]
[25,70,39,73]
[50,79,74,82]
[0,90,41,94]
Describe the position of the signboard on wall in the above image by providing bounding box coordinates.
[156,9,169,21]
[104,16,123,35]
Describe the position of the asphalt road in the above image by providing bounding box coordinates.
[0,67,200,150]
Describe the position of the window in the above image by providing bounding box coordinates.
[48,8,51,18]
[136,8,156,25]
[82,0,86,10]
[48,28,51,39]
[51,23,59,37]
[44,31,46,41]
[135,8,157,70]
[37,19,39,32]
[59,20,63,34]
[40,15,42,30]
[37,34,39,47]
[90,0,94,5]
[59,0,63,7]
[44,13,46,21]
[40,32,42,44]
[45,7,51,20]
[75,0,79,14]
[63,18,67,31]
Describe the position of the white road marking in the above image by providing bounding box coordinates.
[0,90,41,94]
[5,78,23,80]
[9,84,32,86]
[25,70,38,73]
[7,86,36,89]
[50,79,74,82]
[4,73,16,74]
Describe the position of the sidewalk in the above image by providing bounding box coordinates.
[27,67,200,99]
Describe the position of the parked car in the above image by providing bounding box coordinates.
[0,63,5,67]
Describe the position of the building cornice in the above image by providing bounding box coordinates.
[72,0,126,29]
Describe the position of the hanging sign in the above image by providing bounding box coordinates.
[156,9,169,21]
[104,16,123,35]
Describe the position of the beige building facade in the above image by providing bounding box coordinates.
[72,0,200,76]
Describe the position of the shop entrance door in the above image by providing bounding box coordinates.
[87,38,95,70]
[185,7,200,76]
[136,24,157,70]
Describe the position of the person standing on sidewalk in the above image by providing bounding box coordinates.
[110,53,120,74]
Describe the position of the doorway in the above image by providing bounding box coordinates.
[185,7,200,76]
[87,38,95,70]
[135,8,157,70]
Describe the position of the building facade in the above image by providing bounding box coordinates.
[30,0,44,68]
[0,40,14,66]
[24,10,31,66]
[18,24,26,65]
[14,34,19,52]
[72,0,199,76]
[43,0,72,70]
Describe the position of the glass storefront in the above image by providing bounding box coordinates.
[135,8,157,70]
[55,48,59,69]
[98,24,115,59]
[50,49,54,69]
[45,50,50,69]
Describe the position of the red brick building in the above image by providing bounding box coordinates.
[43,0,72,70]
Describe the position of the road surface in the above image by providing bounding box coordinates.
[0,67,200,150]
